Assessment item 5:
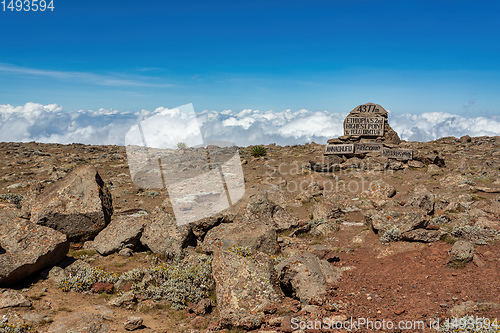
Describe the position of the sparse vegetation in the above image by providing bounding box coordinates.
[250,145,267,157]
[380,226,401,243]
[176,142,187,149]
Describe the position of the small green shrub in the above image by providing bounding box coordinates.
[56,266,120,292]
[176,142,187,149]
[250,145,267,157]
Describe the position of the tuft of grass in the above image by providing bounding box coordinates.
[441,234,458,244]
[113,261,126,267]
[250,145,267,157]
[99,292,112,299]
[68,249,97,258]
[57,307,73,312]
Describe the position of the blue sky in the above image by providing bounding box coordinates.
[1,0,499,116]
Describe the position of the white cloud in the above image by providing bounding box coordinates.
[0,102,499,146]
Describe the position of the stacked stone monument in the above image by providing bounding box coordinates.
[325,102,412,160]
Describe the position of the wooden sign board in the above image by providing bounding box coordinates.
[381,148,413,160]
[344,116,385,137]
[355,143,383,153]
[325,144,354,155]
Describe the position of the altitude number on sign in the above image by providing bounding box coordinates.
[356,104,379,113]
[1,0,54,11]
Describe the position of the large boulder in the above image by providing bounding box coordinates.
[139,207,195,259]
[244,195,298,231]
[0,289,31,309]
[448,240,475,266]
[29,165,113,242]
[0,210,69,286]
[202,220,279,255]
[93,210,149,256]
[276,252,342,305]
[212,249,283,330]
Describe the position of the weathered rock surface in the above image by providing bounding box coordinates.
[212,249,283,330]
[0,210,69,287]
[366,210,427,234]
[362,179,396,199]
[124,316,143,331]
[93,210,148,256]
[400,229,445,243]
[244,195,298,231]
[30,165,113,242]
[448,240,475,265]
[139,207,194,259]
[48,312,109,333]
[202,220,279,255]
[404,185,435,215]
[276,252,341,305]
[0,289,31,309]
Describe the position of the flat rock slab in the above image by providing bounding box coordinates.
[48,312,109,333]
[0,210,69,287]
[30,165,113,242]
[0,289,31,309]
[93,210,148,256]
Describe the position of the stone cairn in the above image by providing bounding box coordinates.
[325,102,413,160]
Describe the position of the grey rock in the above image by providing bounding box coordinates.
[400,229,445,243]
[276,252,342,305]
[124,316,143,331]
[244,195,298,231]
[362,179,396,199]
[366,210,428,234]
[108,291,136,307]
[0,210,69,287]
[30,165,113,242]
[212,249,282,330]
[312,202,343,221]
[448,240,475,265]
[202,220,279,255]
[405,185,435,215]
[94,210,148,256]
[448,300,477,317]
[48,312,109,333]
[0,289,31,309]
[140,207,194,259]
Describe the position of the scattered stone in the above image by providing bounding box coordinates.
[408,160,424,168]
[400,229,445,243]
[448,301,477,317]
[448,241,475,266]
[459,135,472,143]
[93,210,148,256]
[427,164,441,176]
[30,165,113,242]
[202,219,278,255]
[366,210,427,234]
[48,312,109,333]
[244,195,298,231]
[276,252,342,305]
[108,291,136,308]
[187,298,213,316]
[124,316,143,331]
[0,210,69,287]
[0,289,31,309]
[405,185,435,215]
[362,179,396,198]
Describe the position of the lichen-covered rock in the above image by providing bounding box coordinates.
[212,249,283,330]
[140,207,194,259]
[48,312,109,333]
[362,179,396,199]
[276,252,342,305]
[365,209,428,234]
[400,229,445,243]
[448,240,475,265]
[0,210,69,287]
[244,195,298,231]
[30,165,113,242]
[94,210,148,256]
[124,316,143,331]
[405,185,435,215]
[202,220,279,255]
[0,289,31,309]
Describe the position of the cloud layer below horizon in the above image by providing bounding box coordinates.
[0,103,499,147]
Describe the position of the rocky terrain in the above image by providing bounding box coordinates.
[0,136,499,333]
